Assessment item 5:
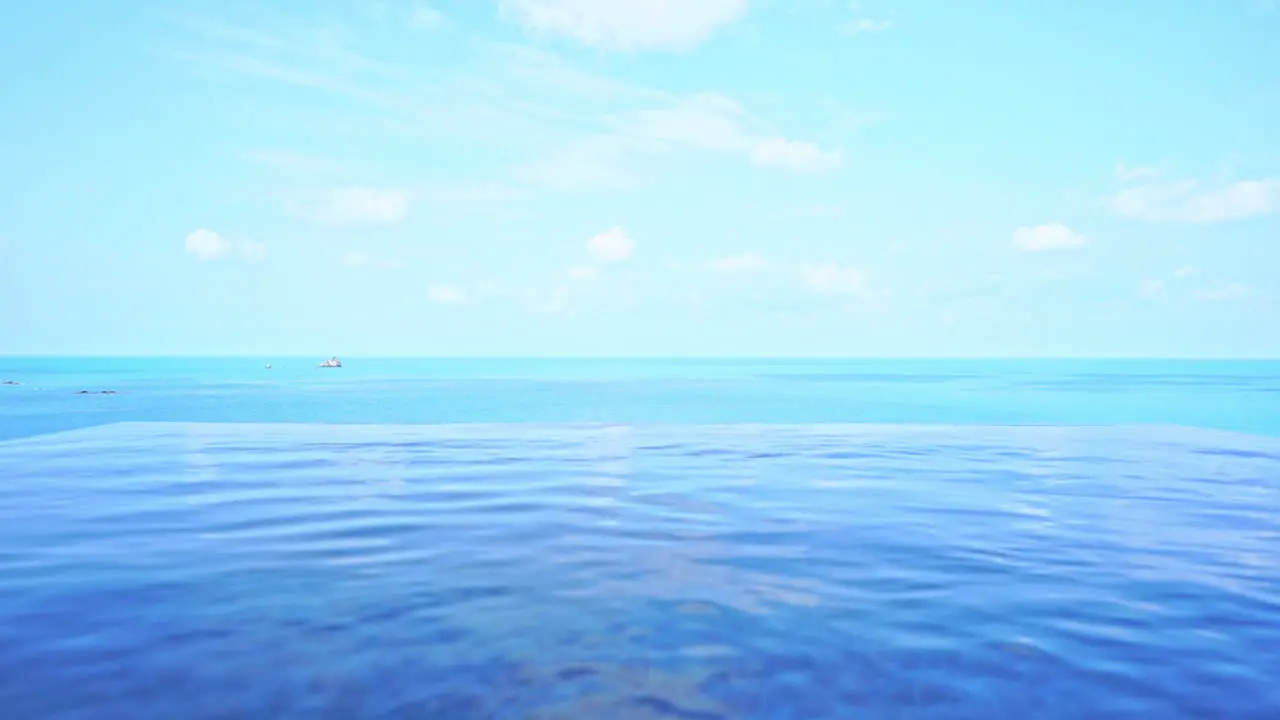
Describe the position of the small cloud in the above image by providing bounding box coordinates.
[1110,174,1280,223]
[708,253,765,272]
[802,263,870,296]
[342,251,403,270]
[287,187,409,226]
[751,138,843,172]
[568,265,599,280]
[847,17,892,33]
[1173,266,1199,278]
[587,226,635,263]
[1011,223,1087,252]
[427,284,466,304]
[185,229,265,264]
[185,229,233,261]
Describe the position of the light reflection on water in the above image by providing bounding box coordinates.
[0,422,1277,718]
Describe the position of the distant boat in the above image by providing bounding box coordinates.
[319,357,342,368]
[265,364,272,369]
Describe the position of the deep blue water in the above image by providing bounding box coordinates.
[1,359,1279,717]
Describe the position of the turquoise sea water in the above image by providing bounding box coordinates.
[1,358,1278,717]
[2,357,1279,440]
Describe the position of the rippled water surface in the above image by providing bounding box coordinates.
[2,421,1278,718]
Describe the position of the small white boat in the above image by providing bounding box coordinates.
[319,357,342,368]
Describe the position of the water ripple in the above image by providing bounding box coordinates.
[1,422,1278,718]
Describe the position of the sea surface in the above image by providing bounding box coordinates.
[1,358,1278,718]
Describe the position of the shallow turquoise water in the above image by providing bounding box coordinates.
[1,358,1278,440]
[0,359,1278,717]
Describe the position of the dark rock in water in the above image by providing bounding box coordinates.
[76,390,120,395]
[1,380,18,386]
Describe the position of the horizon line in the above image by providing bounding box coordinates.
[2,354,1279,362]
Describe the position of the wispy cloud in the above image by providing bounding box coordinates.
[1109,170,1280,222]
[427,284,466,303]
[498,0,750,52]
[286,187,409,226]
[1194,281,1252,302]
[1011,223,1087,252]
[173,12,845,198]
[409,3,446,30]
[343,251,403,270]
[708,253,766,272]
[522,92,843,188]
[847,17,893,33]
[845,2,894,34]
[802,263,871,297]
[240,149,341,175]
[1138,267,1253,303]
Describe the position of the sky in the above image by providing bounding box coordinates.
[1,0,1278,358]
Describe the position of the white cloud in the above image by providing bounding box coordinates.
[527,93,843,186]
[185,229,266,264]
[625,94,753,152]
[1011,223,1087,252]
[708,253,766,272]
[241,149,339,175]
[1110,175,1280,222]
[587,226,634,263]
[499,0,749,52]
[427,284,466,304]
[802,263,870,296]
[343,251,403,270]
[568,265,599,280]
[847,18,893,33]
[751,138,843,172]
[185,229,233,261]
[288,187,409,226]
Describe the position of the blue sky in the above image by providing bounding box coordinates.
[1,0,1278,357]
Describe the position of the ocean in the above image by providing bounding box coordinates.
[0,358,1278,718]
